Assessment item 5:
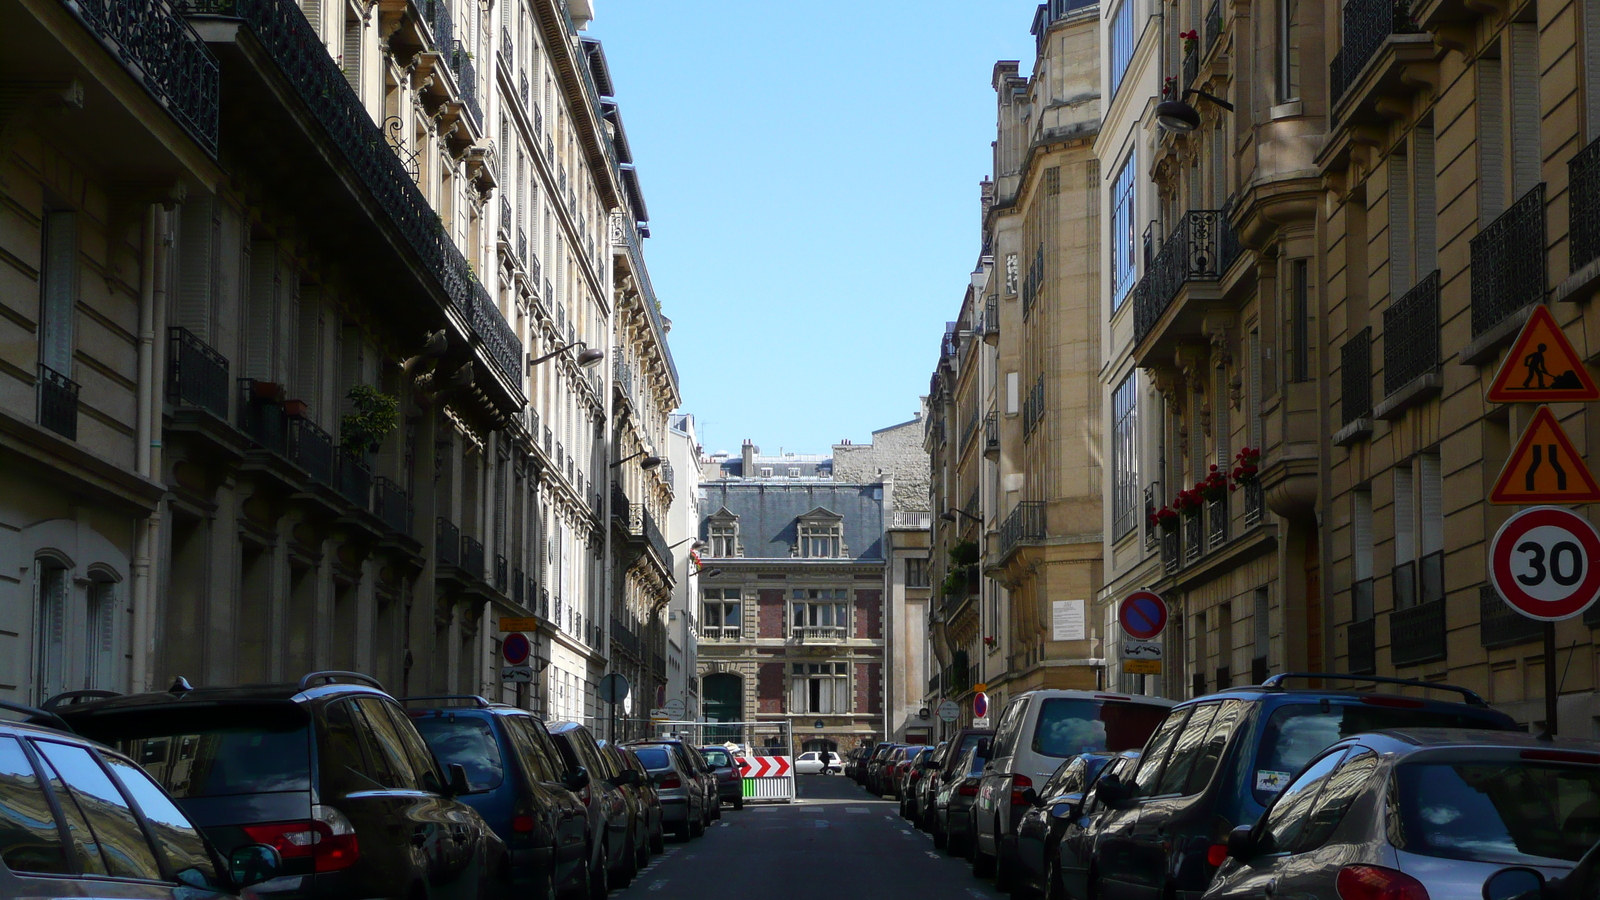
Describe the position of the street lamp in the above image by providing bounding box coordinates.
[611,449,662,469]
[528,342,604,370]
[940,508,983,525]
[1155,89,1235,134]
[666,538,707,552]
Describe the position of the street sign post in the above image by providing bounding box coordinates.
[1486,306,1600,402]
[1489,506,1600,736]
[600,673,631,743]
[937,699,959,723]
[1489,406,1600,504]
[1119,591,1168,640]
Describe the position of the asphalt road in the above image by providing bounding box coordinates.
[612,775,1007,900]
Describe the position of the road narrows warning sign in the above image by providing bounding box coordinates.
[1489,405,1600,504]
[1486,306,1600,403]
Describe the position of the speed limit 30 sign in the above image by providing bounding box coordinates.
[1490,506,1600,621]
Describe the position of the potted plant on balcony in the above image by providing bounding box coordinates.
[1198,465,1229,503]
[1180,29,1199,55]
[1162,75,1178,98]
[950,540,980,567]
[942,568,969,599]
[1173,487,1203,518]
[1229,446,1260,489]
[340,384,399,456]
[1149,504,1180,533]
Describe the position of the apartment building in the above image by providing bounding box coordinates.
[0,0,682,719]
[664,412,702,723]
[924,0,1106,735]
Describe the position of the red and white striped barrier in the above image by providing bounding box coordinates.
[737,755,795,802]
[738,756,792,778]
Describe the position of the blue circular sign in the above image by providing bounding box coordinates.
[1119,591,1168,640]
[502,632,531,664]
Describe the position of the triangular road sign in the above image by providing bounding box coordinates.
[1489,405,1600,504]
[1486,305,1600,403]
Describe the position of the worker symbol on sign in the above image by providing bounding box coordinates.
[1487,306,1600,403]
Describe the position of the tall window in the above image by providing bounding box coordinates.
[708,520,738,558]
[1277,0,1301,102]
[1109,0,1135,97]
[1352,488,1373,620]
[702,589,741,641]
[790,663,850,714]
[905,557,929,588]
[34,559,67,705]
[1392,454,1443,610]
[1286,259,1310,383]
[792,589,849,635]
[86,579,115,690]
[1111,373,1139,539]
[1392,464,1415,608]
[1110,152,1137,307]
[38,211,77,380]
[798,521,842,558]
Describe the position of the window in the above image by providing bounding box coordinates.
[702,589,742,640]
[86,579,115,691]
[1259,749,1346,852]
[352,698,418,790]
[1277,0,1300,102]
[1393,463,1416,608]
[905,557,929,588]
[1394,758,1600,863]
[1109,0,1135,97]
[1111,373,1139,539]
[798,520,842,558]
[788,467,800,478]
[1156,703,1219,795]
[1287,259,1310,382]
[1184,699,1246,794]
[112,705,312,798]
[102,754,218,883]
[0,736,69,874]
[792,589,849,635]
[759,467,773,478]
[1418,452,1443,604]
[412,716,505,792]
[38,211,77,381]
[1352,489,1374,619]
[1033,698,1173,758]
[33,558,67,706]
[1110,152,1137,306]
[1292,751,1379,852]
[790,663,850,714]
[708,519,739,557]
[1005,253,1019,294]
[1131,708,1190,797]
[34,740,163,880]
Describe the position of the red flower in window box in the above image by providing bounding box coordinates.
[1180,29,1199,54]
[1173,488,1204,517]
[1198,465,1229,502]
[1230,446,1261,489]
[1149,505,1180,532]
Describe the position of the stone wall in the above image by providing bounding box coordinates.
[832,414,930,513]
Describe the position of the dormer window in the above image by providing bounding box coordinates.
[706,509,741,558]
[795,508,845,558]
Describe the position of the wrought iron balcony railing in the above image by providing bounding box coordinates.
[286,415,332,484]
[984,295,999,337]
[999,501,1046,559]
[512,568,524,606]
[961,406,980,453]
[1391,597,1447,667]
[336,450,370,509]
[1133,210,1240,345]
[426,0,452,50]
[1348,617,1376,674]
[516,227,527,265]
[1207,496,1227,548]
[1022,374,1045,440]
[538,586,549,618]
[1243,479,1264,526]
[1341,327,1372,425]
[1143,483,1159,550]
[1183,47,1199,87]
[494,554,507,592]
[1383,270,1439,395]
[236,379,284,453]
[64,0,220,155]
[1572,135,1600,271]
[461,534,485,580]
[1161,528,1179,574]
[500,23,512,67]
[167,327,229,419]
[435,517,460,566]
[470,281,521,380]
[36,364,79,441]
[1480,583,1541,649]
[1470,183,1545,337]
[373,476,410,535]
[1329,0,1419,109]
[1183,510,1204,563]
[450,40,481,129]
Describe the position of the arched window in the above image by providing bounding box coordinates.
[33,556,69,704]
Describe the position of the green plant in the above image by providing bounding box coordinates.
[941,569,968,599]
[341,385,399,455]
[949,540,980,567]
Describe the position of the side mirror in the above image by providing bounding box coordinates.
[1049,796,1082,820]
[565,765,591,792]
[1483,867,1545,900]
[1226,824,1258,861]
[447,763,471,796]
[229,844,281,887]
[628,769,644,788]
[1020,787,1041,808]
[1096,773,1130,809]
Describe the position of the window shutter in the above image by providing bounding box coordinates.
[1213,367,1229,467]
[1249,330,1262,447]
[245,242,279,381]
[1388,154,1412,298]
[1478,57,1506,221]
[38,211,78,376]
[35,563,66,702]
[282,277,299,392]
[302,0,323,39]
[176,196,218,340]
[1586,0,1600,140]
[1393,465,1415,562]
[1419,453,1443,555]
[1353,490,1373,580]
[296,289,322,421]
[1412,126,1437,276]
[1510,23,1542,195]
[342,15,362,93]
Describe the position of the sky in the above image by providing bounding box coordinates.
[588,1,1039,456]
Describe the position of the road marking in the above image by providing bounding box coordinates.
[648,879,667,891]
[846,807,869,814]
[968,891,988,899]
[926,850,941,859]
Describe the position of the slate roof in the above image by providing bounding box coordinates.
[698,482,885,560]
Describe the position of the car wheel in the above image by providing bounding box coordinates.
[689,814,705,838]
[712,799,722,821]
[635,826,650,869]
[933,821,948,849]
[589,841,609,900]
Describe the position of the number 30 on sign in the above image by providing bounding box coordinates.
[1490,506,1600,622]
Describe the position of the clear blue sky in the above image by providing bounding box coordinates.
[590,1,1038,456]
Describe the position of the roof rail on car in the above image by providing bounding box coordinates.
[1256,672,1488,707]
[40,690,122,711]
[0,700,73,734]
[398,695,491,708]
[297,671,386,692]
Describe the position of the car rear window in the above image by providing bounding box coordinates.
[632,747,671,769]
[93,706,312,798]
[412,715,505,791]
[1032,699,1171,758]
[945,733,989,776]
[1395,759,1600,863]
[701,749,731,767]
[1254,702,1508,805]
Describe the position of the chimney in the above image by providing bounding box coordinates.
[742,439,756,477]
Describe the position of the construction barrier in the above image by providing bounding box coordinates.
[651,719,795,803]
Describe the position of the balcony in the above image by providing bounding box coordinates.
[1132,210,1240,356]
[1336,327,1372,444]
[1329,0,1420,112]
[461,534,485,581]
[286,415,332,485]
[961,406,980,455]
[435,518,460,566]
[984,412,999,458]
[1161,528,1179,574]
[795,626,847,644]
[1183,510,1204,564]
[167,327,230,418]
[1572,136,1600,273]
[1183,47,1199,88]
[983,295,999,345]
[36,364,79,441]
[1480,584,1541,649]
[1391,597,1447,667]
[998,501,1046,560]
[1022,374,1045,440]
[1376,270,1440,418]
[701,625,741,642]
[1206,496,1227,548]
[611,616,641,658]
[237,379,285,453]
[64,0,220,155]
[1348,617,1376,674]
[1243,480,1264,526]
[470,282,521,381]
[1143,484,1160,550]
[449,40,481,130]
[1469,183,1546,341]
[373,476,411,535]
[336,451,371,509]
[511,568,524,606]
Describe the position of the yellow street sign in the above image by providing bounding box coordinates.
[1489,406,1600,504]
[973,682,988,692]
[499,617,540,632]
[1124,659,1162,675]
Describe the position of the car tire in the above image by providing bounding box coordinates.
[635,826,650,869]
[589,841,609,900]
[712,799,722,821]
[734,795,744,811]
[689,814,705,838]
[994,830,1015,892]
[568,844,592,900]
[932,820,948,849]
[614,833,635,889]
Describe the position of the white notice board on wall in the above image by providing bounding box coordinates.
[1051,600,1086,641]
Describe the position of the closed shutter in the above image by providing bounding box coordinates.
[1412,125,1437,276]
[176,196,218,340]
[1586,0,1600,139]
[34,562,66,704]
[1353,490,1373,580]
[1249,330,1262,447]
[1510,23,1541,196]
[342,15,361,93]
[1388,153,1412,299]
[38,211,77,376]
[87,581,115,688]
[1190,386,1206,480]
[1213,367,1230,467]
[282,277,299,393]
[244,242,279,381]
[296,289,322,421]
[302,0,323,39]
[1419,453,1443,555]
[1478,57,1506,220]
[1393,465,1415,562]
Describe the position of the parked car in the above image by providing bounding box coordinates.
[548,722,635,894]
[53,672,505,900]
[616,746,666,853]
[405,696,592,899]
[0,699,286,900]
[925,728,994,838]
[879,746,915,797]
[635,740,717,825]
[847,744,876,783]
[1209,728,1600,900]
[902,742,947,822]
[1081,674,1520,900]
[864,743,904,794]
[897,747,934,813]
[937,738,991,855]
[1009,750,1123,899]
[699,745,744,810]
[1045,751,1140,900]
[972,689,1175,890]
[596,741,656,871]
[626,742,706,839]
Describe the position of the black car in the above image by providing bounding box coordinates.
[404,697,592,900]
[52,672,504,900]
[927,728,994,844]
[0,700,285,900]
[1081,674,1520,900]
[547,723,634,895]
[596,741,657,870]
[1009,751,1123,899]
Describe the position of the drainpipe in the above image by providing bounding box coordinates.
[130,205,170,692]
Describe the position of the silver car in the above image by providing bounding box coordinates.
[1206,728,1600,900]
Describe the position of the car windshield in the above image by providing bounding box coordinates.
[633,747,671,769]
[411,715,504,791]
[1395,759,1600,864]
[1032,700,1170,758]
[1254,703,1507,805]
[701,749,731,767]
[88,706,311,797]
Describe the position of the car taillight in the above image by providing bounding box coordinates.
[1206,843,1228,867]
[242,805,359,873]
[659,776,681,789]
[1010,774,1034,806]
[958,784,978,797]
[512,815,536,832]
[1336,865,1430,900]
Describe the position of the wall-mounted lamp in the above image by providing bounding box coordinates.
[611,449,662,469]
[1155,89,1235,134]
[529,342,605,371]
[940,508,983,525]
[667,538,707,552]
[702,568,724,578]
